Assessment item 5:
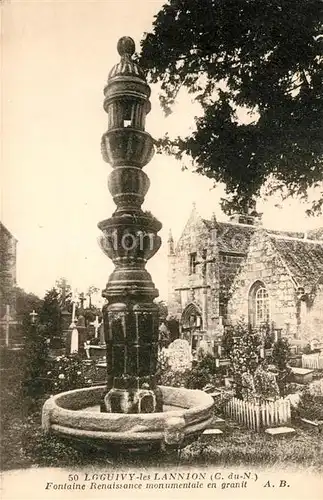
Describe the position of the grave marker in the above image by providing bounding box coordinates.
[167,339,192,372]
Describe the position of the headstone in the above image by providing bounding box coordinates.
[98,322,105,345]
[291,367,314,384]
[200,428,223,443]
[310,338,319,351]
[70,327,79,353]
[207,416,226,430]
[265,427,296,438]
[198,338,210,355]
[167,339,192,372]
[77,314,85,328]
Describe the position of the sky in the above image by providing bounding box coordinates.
[1,0,322,303]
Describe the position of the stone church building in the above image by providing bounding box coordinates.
[0,221,17,317]
[167,205,323,350]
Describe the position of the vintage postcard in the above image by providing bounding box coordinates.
[1,0,322,499]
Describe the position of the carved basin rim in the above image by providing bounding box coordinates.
[42,385,214,444]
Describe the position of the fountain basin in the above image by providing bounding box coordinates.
[42,385,214,448]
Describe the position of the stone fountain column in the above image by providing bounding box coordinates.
[98,37,163,414]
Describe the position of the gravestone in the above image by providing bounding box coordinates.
[70,327,79,353]
[310,338,320,351]
[265,427,296,438]
[198,338,210,356]
[167,339,192,372]
[291,367,314,384]
[200,428,223,443]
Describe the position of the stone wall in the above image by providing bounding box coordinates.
[298,282,323,343]
[227,229,299,335]
[0,223,17,316]
[167,207,220,334]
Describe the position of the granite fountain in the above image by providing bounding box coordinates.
[42,37,214,451]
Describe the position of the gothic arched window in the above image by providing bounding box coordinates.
[255,287,270,325]
[249,281,270,327]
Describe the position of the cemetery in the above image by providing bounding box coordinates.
[1,25,323,477]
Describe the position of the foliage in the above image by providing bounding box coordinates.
[22,319,51,403]
[272,337,291,371]
[140,0,323,215]
[294,390,323,421]
[165,316,180,342]
[15,287,43,323]
[83,307,102,325]
[257,321,274,349]
[55,277,73,311]
[156,349,226,389]
[223,321,261,397]
[158,322,171,349]
[38,287,63,341]
[46,354,90,394]
[303,343,321,355]
[155,299,168,322]
[86,285,100,308]
[253,363,280,400]
[186,351,227,389]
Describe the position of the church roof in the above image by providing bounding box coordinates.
[202,217,323,288]
[202,219,256,254]
[0,221,18,242]
[217,222,256,253]
[269,236,323,289]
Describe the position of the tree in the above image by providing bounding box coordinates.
[38,288,62,341]
[86,285,100,309]
[23,318,50,406]
[140,0,323,215]
[55,277,72,312]
[155,299,168,322]
[15,287,43,323]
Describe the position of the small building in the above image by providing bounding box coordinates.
[168,205,323,350]
[0,222,17,317]
[0,222,18,347]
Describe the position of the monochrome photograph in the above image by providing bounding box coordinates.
[1,0,322,498]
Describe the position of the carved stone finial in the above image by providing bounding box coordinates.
[117,36,136,57]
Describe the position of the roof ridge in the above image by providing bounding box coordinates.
[269,234,323,244]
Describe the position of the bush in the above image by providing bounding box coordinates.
[253,364,280,400]
[46,354,90,394]
[272,337,291,371]
[294,391,323,421]
[222,321,261,398]
[155,350,226,390]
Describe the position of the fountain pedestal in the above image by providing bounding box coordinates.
[42,36,214,450]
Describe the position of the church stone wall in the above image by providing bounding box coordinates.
[227,229,298,335]
[167,209,220,334]
[298,283,323,343]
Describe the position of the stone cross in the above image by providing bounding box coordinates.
[167,339,192,373]
[91,315,101,338]
[79,292,86,310]
[29,310,38,324]
[0,305,18,347]
[58,277,68,306]
[69,291,78,328]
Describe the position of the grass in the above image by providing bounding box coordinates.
[1,387,322,472]
[1,352,322,473]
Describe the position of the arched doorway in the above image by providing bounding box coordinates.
[181,303,203,352]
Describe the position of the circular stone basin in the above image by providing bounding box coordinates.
[42,385,214,448]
